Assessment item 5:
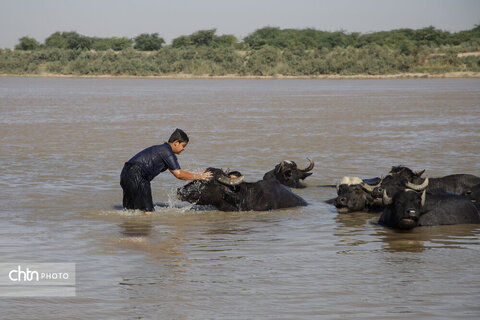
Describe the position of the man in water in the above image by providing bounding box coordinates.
[120,128,212,214]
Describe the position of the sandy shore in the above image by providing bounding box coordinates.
[1,71,480,79]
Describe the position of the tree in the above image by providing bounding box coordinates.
[15,36,40,50]
[190,29,216,46]
[65,33,92,50]
[45,32,66,48]
[243,27,281,49]
[44,32,92,50]
[134,33,165,51]
[213,35,238,47]
[110,37,133,51]
[172,35,192,48]
[172,30,237,48]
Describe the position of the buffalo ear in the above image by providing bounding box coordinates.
[415,169,426,177]
[300,171,313,179]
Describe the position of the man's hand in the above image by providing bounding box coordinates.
[199,170,213,181]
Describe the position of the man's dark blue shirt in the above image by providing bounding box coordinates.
[128,143,180,181]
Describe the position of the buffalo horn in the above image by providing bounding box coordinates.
[216,174,245,186]
[279,161,286,173]
[383,190,393,205]
[421,189,426,207]
[405,177,429,191]
[298,158,315,172]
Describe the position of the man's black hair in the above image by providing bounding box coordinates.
[168,128,189,143]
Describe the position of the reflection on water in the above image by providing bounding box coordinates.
[119,217,153,237]
[1,77,480,319]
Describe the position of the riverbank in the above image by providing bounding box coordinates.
[2,71,480,80]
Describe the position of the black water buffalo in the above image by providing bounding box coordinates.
[177,168,308,211]
[263,158,314,188]
[333,177,382,213]
[372,166,480,201]
[379,189,480,230]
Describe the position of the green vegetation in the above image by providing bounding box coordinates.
[133,33,165,51]
[1,26,480,77]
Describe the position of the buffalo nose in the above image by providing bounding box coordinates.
[406,209,418,219]
[176,188,184,200]
[334,197,347,207]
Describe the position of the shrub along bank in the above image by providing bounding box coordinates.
[1,26,480,77]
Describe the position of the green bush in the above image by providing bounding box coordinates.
[133,33,165,51]
[15,37,40,50]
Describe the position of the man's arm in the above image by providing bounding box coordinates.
[170,169,212,181]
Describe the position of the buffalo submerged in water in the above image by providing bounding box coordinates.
[177,168,308,211]
[333,176,382,213]
[379,188,480,230]
[372,166,480,201]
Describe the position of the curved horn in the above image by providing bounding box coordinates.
[360,180,382,192]
[298,158,315,172]
[421,189,426,207]
[383,190,393,205]
[405,177,429,191]
[216,174,245,186]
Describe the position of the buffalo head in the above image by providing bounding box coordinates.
[379,189,426,229]
[263,158,314,188]
[389,166,425,184]
[372,171,429,201]
[334,177,380,213]
[177,168,244,211]
[463,183,480,202]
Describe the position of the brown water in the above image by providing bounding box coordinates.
[1,77,480,319]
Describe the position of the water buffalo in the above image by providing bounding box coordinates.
[379,189,480,230]
[334,177,382,213]
[372,166,480,201]
[263,158,314,188]
[177,168,308,211]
